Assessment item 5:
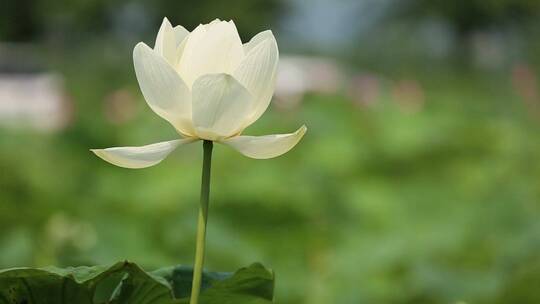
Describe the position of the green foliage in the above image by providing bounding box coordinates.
[398,0,540,33]
[1,6,540,303]
[0,0,280,42]
[1,51,540,303]
[0,262,274,304]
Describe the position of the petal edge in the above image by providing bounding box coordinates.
[133,42,194,136]
[91,138,197,169]
[221,125,306,159]
[234,35,279,127]
[192,74,254,140]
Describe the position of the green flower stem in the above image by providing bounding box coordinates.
[190,140,213,304]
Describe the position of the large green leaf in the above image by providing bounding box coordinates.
[153,263,275,304]
[0,262,274,304]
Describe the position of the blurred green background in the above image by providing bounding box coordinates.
[2,0,540,303]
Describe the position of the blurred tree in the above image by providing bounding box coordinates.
[399,0,540,35]
[150,0,281,39]
[0,0,40,41]
[0,0,281,42]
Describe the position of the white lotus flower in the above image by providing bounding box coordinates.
[92,18,306,168]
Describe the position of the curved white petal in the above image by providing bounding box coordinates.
[154,18,177,64]
[173,25,189,45]
[91,138,197,169]
[234,35,279,127]
[133,42,194,136]
[177,21,244,87]
[154,18,190,67]
[221,125,307,159]
[243,30,274,53]
[172,25,189,66]
[191,74,253,140]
